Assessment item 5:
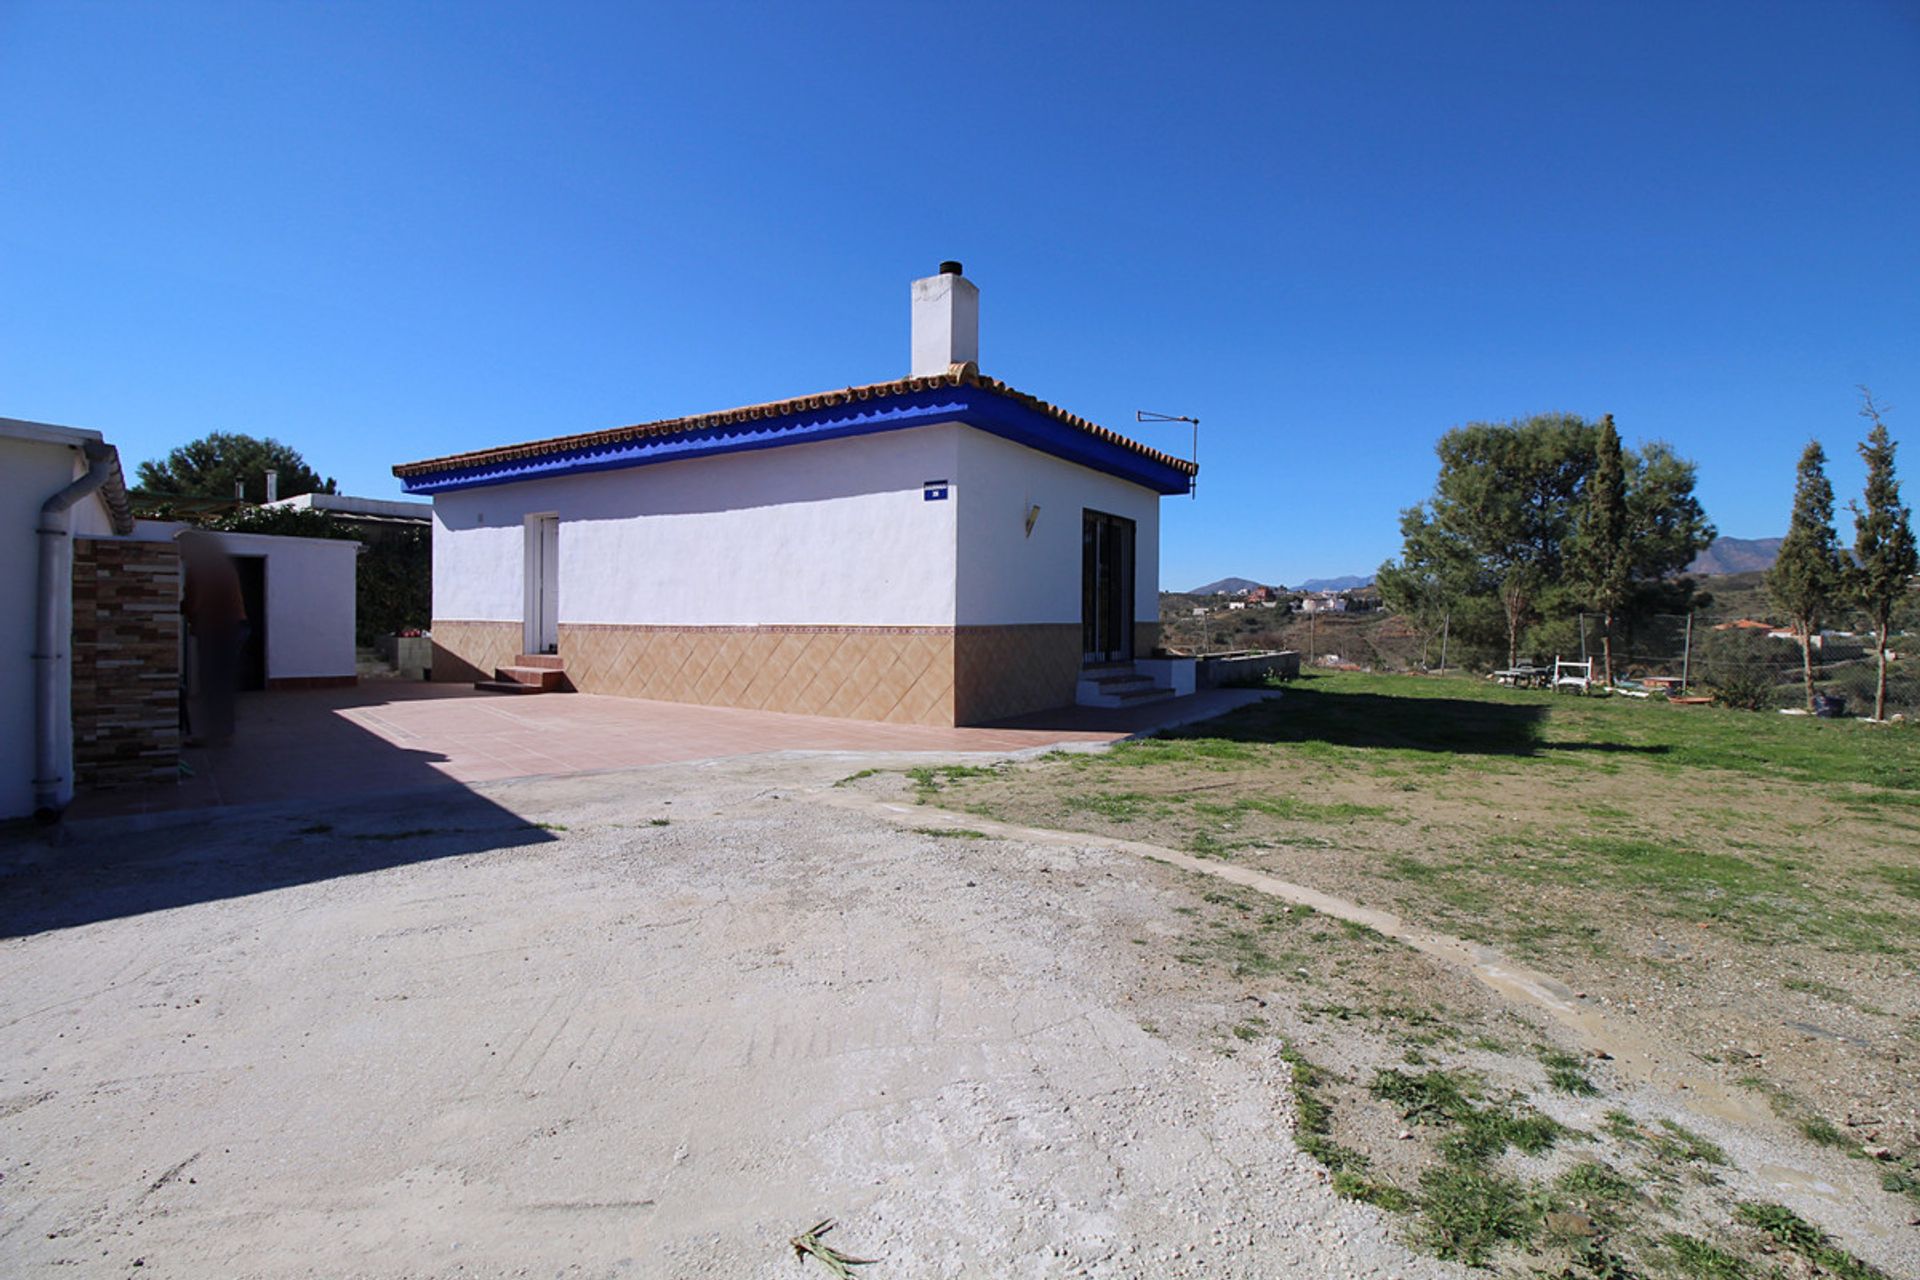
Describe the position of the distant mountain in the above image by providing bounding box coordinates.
[1689,536,1782,576]
[1188,576,1267,595]
[1298,574,1373,593]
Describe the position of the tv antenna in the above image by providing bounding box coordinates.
[1136,410,1200,498]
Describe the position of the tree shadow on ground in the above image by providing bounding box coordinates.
[0,787,555,939]
[1163,685,1669,759]
[0,704,557,938]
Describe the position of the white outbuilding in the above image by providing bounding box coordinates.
[4,415,362,820]
[395,264,1199,725]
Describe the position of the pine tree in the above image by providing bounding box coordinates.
[1766,441,1847,712]
[1576,414,1631,684]
[1851,391,1917,721]
[135,432,335,504]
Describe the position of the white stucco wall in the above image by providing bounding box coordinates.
[202,531,359,680]
[431,426,964,628]
[0,433,118,818]
[952,429,1162,627]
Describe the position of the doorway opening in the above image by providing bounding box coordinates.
[233,554,268,691]
[524,515,559,655]
[1081,509,1135,665]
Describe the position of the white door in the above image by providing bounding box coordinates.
[524,514,559,655]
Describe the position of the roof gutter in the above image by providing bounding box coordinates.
[33,440,116,821]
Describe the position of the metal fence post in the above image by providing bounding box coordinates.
[1682,611,1693,693]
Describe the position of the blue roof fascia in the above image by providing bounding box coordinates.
[400,385,1193,496]
[955,392,1193,494]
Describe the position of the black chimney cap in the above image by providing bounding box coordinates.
[939,260,964,276]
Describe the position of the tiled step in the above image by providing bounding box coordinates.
[496,665,566,690]
[475,659,569,695]
[474,679,549,695]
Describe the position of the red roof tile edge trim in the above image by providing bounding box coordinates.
[392,364,1198,479]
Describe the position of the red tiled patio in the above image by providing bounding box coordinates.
[74,683,1273,820]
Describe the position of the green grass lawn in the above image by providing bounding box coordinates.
[975,672,1920,960]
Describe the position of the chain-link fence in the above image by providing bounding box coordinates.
[1157,598,1918,718]
[1570,611,1917,718]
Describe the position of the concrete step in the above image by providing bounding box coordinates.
[1076,685,1176,709]
[515,653,566,670]
[1075,662,1175,708]
[1085,673,1155,690]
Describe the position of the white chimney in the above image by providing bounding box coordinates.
[910,260,978,376]
[264,469,278,503]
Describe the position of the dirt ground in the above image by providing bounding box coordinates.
[4,699,1914,1279]
[1,755,1462,1280]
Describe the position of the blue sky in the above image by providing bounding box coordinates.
[3,1,1915,590]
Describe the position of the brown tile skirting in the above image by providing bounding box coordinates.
[431,619,1135,726]
[558,624,956,724]
[430,620,522,684]
[953,624,1082,724]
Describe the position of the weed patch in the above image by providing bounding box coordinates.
[1734,1202,1890,1280]
[1540,1046,1600,1096]
[904,763,1006,802]
[1415,1165,1536,1265]
[1658,1233,1745,1280]
[1369,1067,1568,1164]
[1280,1044,1409,1210]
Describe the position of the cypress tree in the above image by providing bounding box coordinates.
[1851,392,1917,721]
[1766,441,1847,712]
[1577,414,1631,684]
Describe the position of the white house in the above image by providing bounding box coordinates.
[395,264,1199,725]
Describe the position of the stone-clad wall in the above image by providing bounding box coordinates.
[72,538,181,791]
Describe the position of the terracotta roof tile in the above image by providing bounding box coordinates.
[392,364,1199,481]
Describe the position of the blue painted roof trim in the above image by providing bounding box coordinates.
[399,385,1194,496]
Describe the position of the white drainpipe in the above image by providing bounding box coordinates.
[33,440,116,820]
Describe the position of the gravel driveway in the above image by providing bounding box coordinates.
[0,756,1456,1279]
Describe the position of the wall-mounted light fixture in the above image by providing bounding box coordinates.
[1025,504,1041,537]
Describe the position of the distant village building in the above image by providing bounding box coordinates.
[1300,592,1349,615]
